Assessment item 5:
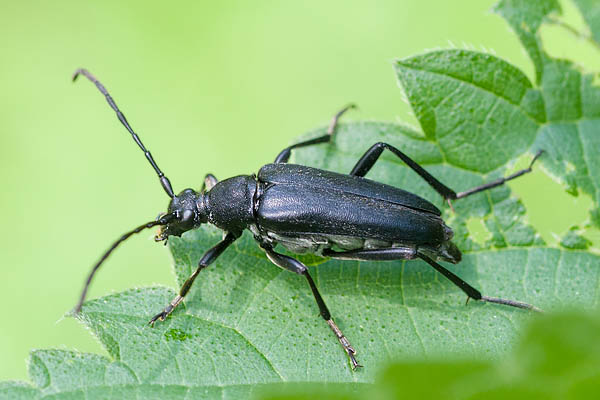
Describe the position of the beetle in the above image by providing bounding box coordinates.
[73,68,542,369]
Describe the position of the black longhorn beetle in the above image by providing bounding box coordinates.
[73,68,542,370]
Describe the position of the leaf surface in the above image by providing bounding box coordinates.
[494,0,600,225]
[573,0,600,44]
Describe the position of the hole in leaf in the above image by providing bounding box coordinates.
[465,216,492,246]
[538,1,600,72]
[507,155,594,247]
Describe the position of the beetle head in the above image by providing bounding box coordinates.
[155,188,207,242]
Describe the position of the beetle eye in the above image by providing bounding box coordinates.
[181,209,194,222]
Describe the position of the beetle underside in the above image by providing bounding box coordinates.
[253,226,462,264]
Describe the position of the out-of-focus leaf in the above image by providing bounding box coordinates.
[493,0,560,83]
[573,0,600,44]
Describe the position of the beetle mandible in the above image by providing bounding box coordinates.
[73,69,542,369]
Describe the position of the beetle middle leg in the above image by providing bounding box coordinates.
[149,233,237,325]
[273,104,356,163]
[350,142,543,202]
[261,244,362,369]
[201,173,218,193]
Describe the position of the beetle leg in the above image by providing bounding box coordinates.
[350,143,543,202]
[418,253,542,312]
[262,245,362,370]
[149,232,237,326]
[326,246,473,296]
[273,104,356,163]
[201,173,218,193]
[350,142,457,198]
[453,150,544,199]
[322,246,417,261]
[325,248,540,312]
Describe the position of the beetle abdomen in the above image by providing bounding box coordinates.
[251,227,417,256]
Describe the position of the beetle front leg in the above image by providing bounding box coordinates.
[262,245,362,369]
[149,232,237,325]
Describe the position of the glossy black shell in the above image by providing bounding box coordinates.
[254,164,449,246]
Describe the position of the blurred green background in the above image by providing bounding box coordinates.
[1,0,597,381]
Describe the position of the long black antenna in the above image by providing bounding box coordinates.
[73,68,175,198]
[75,215,175,313]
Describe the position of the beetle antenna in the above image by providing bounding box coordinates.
[72,68,175,198]
[74,214,175,314]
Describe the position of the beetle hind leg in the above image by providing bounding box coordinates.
[418,253,542,312]
[479,295,542,312]
[322,246,417,261]
[453,150,544,200]
[325,247,541,312]
[350,142,543,203]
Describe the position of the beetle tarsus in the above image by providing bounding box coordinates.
[201,173,219,193]
[327,103,356,135]
[273,104,356,163]
[148,311,168,326]
[529,149,544,168]
[480,295,543,312]
[149,294,184,326]
[454,150,544,200]
[327,319,362,369]
[348,352,362,370]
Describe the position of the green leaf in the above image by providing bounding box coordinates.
[493,0,600,225]
[5,119,599,398]
[573,0,600,44]
[533,57,600,220]
[560,227,592,250]
[394,49,543,172]
[370,311,600,400]
[248,312,600,399]
[492,0,560,83]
